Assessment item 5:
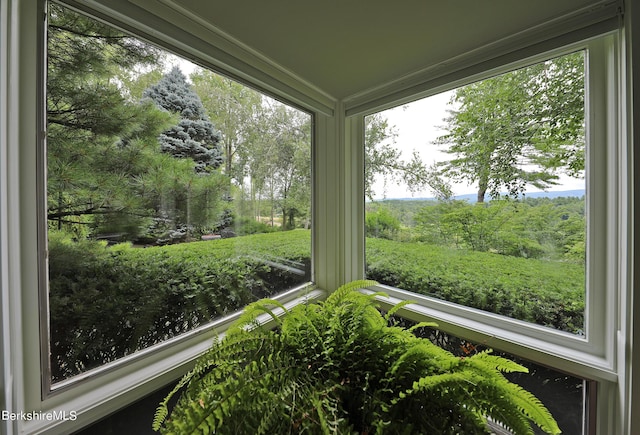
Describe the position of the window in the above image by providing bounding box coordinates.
[362,38,618,432]
[43,3,312,387]
[365,50,588,335]
[0,1,623,434]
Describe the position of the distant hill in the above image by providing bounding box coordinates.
[379,189,586,203]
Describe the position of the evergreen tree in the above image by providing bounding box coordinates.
[47,3,171,239]
[144,67,223,173]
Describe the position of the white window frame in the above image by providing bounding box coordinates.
[346,34,626,435]
[40,1,321,397]
[360,37,617,369]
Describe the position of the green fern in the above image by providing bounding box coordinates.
[153,280,561,434]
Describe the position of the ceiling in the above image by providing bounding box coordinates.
[166,0,605,100]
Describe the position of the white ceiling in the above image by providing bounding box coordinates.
[167,0,605,100]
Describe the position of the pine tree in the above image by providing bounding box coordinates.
[46,3,170,239]
[144,67,223,173]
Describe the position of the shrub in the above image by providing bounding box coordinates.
[366,206,401,240]
[47,230,311,381]
[366,238,584,333]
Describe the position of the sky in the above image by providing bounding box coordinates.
[370,93,453,199]
[370,91,586,200]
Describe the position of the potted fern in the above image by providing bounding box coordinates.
[153,280,561,434]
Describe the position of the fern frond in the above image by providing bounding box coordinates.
[227,298,288,336]
[470,350,529,374]
[406,321,439,332]
[325,279,379,306]
[389,341,453,377]
[497,380,562,435]
[383,299,415,321]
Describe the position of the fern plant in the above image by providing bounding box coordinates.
[153,280,561,434]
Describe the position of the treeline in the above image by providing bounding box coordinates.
[366,195,585,261]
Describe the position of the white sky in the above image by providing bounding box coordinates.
[371,91,586,200]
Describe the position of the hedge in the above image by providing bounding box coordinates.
[48,230,584,382]
[48,230,311,381]
[366,238,585,334]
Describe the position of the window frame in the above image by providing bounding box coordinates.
[353,36,624,434]
[40,2,318,391]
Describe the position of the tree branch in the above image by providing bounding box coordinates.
[49,24,129,41]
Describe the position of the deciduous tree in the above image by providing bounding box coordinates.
[365,113,431,200]
[436,52,585,203]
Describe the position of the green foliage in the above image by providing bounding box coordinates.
[190,70,313,231]
[144,66,223,172]
[153,280,560,434]
[47,3,172,239]
[48,230,311,381]
[437,51,585,203]
[366,237,584,333]
[231,216,277,235]
[365,113,431,200]
[413,196,585,261]
[49,223,586,382]
[366,206,401,239]
[190,70,263,183]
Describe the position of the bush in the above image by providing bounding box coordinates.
[232,216,277,235]
[47,228,585,382]
[366,206,401,240]
[48,230,311,381]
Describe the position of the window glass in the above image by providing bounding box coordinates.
[365,51,586,335]
[46,3,312,383]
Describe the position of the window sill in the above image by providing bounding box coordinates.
[363,285,617,383]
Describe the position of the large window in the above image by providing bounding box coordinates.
[44,3,312,386]
[362,39,618,433]
[365,50,587,335]
[0,1,620,433]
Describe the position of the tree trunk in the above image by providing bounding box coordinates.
[477,176,488,203]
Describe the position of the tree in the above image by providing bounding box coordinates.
[270,106,312,230]
[365,113,431,200]
[436,52,585,203]
[139,67,231,237]
[47,3,171,239]
[190,70,263,184]
[143,66,224,173]
[247,102,311,229]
